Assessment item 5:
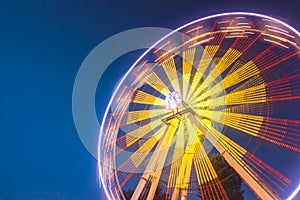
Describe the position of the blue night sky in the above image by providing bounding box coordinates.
[0,0,299,199]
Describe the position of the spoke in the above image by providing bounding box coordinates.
[132,89,165,106]
[195,108,300,151]
[116,109,166,126]
[132,62,171,96]
[167,121,185,189]
[188,22,247,101]
[145,70,171,96]
[161,55,181,93]
[114,118,163,150]
[222,60,260,89]
[172,120,197,200]
[188,115,280,200]
[117,86,166,106]
[193,83,267,106]
[182,47,196,100]
[189,34,299,105]
[194,70,300,110]
[206,121,292,190]
[129,126,165,168]
[194,142,229,200]
[216,48,242,76]
[131,119,180,200]
[187,45,219,101]
[265,73,300,101]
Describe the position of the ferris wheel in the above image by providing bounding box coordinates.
[98,12,300,200]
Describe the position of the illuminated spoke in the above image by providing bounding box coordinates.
[182,47,196,100]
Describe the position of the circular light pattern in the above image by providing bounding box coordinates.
[98,12,300,200]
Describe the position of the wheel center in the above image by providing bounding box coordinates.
[164,91,182,110]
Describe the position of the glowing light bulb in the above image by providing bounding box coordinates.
[165,92,181,110]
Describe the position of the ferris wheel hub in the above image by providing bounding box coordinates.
[164,91,182,110]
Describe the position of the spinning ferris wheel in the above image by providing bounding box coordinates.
[98,13,300,200]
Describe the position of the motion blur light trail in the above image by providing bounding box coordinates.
[98,12,300,200]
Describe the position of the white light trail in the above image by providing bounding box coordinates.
[269,29,295,38]
[264,39,289,49]
[188,37,214,48]
[265,25,289,33]
[186,26,203,34]
[217,20,230,24]
[237,22,249,25]
[262,18,279,24]
[286,183,300,200]
[154,41,170,53]
[262,33,296,46]
[225,35,248,39]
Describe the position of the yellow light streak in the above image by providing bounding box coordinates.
[125,109,165,125]
[145,71,170,95]
[125,119,162,147]
[133,90,165,106]
[222,60,260,89]
[167,122,185,188]
[182,48,196,100]
[188,45,219,100]
[130,126,165,167]
[161,56,181,93]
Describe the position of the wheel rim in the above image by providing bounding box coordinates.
[98,12,300,200]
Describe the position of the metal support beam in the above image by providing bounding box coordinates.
[131,119,179,200]
[188,114,278,200]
